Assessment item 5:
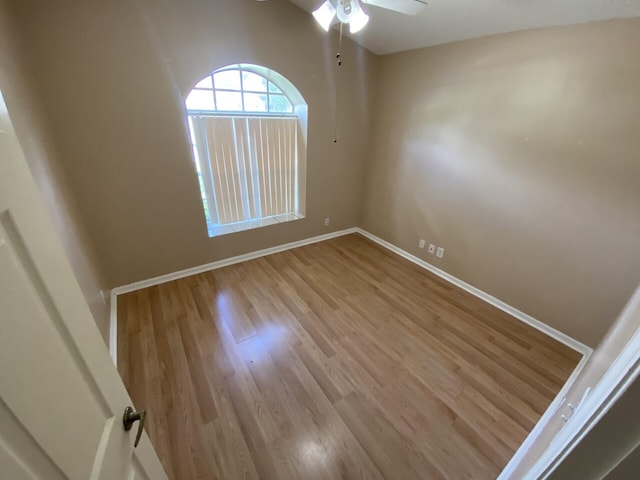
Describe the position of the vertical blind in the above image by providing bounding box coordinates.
[191,115,298,226]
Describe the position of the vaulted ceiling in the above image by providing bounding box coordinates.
[289,0,640,54]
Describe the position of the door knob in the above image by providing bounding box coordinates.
[123,406,146,448]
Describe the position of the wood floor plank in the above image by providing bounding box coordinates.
[118,233,580,479]
[335,392,445,480]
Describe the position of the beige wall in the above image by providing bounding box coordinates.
[361,18,640,347]
[9,2,640,348]
[12,0,375,288]
[0,1,111,342]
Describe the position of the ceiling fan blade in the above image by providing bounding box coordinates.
[361,0,427,16]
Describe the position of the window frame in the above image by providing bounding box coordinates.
[185,64,307,238]
[186,65,294,115]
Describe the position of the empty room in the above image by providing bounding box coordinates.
[1,0,640,479]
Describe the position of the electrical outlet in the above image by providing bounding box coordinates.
[428,244,436,254]
[418,239,426,249]
[324,217,330,226]
[436,247,445,258]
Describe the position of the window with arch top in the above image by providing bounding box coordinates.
[186,64,307,237]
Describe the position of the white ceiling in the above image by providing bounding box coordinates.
[288,0,640,55]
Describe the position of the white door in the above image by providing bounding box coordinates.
[0,90,167,480]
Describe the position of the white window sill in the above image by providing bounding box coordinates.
[207,212,304,238]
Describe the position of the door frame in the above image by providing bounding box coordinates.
[500,285,640,479]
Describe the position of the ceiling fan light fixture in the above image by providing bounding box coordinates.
[312,1,337,31]
[336,0,360,24]
[349,8,369,34]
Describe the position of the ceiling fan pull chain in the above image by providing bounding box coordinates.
[337,20,344,66]
[333,22,344,143]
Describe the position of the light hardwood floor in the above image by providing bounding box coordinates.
[118,233,581,479]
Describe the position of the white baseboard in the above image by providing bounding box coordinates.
[354,228,594,479]
[108,227,358,362]
[355,228,592,357]
[112,227,358,296]
[107,224,599,478]
[109,225,591,363]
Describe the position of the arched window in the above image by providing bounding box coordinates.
[186,64,307,237]
[186,65,294,114]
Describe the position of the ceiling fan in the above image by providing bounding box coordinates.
[312,0,427,33]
